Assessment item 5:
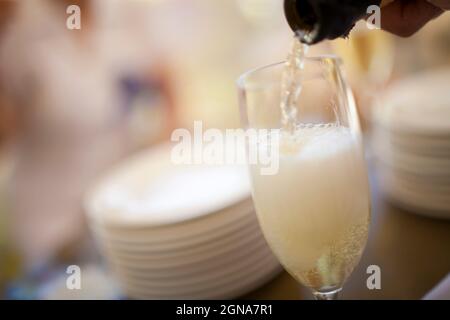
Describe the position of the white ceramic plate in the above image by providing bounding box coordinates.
[119,249,280,299]
[108,234,270,285]
[372,128,450,158]
[124,261,281,300]
[90,199,255,244]
[379,170,450,217]
[99,222,263,270]
[373,68,450,136]
[86,143,251,228]
[373,139,450,177]
[91,210,258,254]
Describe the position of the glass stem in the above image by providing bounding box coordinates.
[313,288,341,300]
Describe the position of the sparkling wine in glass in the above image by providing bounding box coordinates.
[237,55,370,300]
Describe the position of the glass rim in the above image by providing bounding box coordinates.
[236,54,343,89]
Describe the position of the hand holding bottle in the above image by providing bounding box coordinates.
[381,0,450,37]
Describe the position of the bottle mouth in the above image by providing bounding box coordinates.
[284,0,319,44]
[294,27,319,45]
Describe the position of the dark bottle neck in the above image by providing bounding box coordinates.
[284,0,382,44]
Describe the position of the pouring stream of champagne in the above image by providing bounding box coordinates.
[281,0,394,131]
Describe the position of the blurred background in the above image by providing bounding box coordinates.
[0,0,449,299]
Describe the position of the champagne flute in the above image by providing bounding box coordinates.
[237,56,371,300]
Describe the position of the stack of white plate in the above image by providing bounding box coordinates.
[85,144,281,299]
[372,69,450,219]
